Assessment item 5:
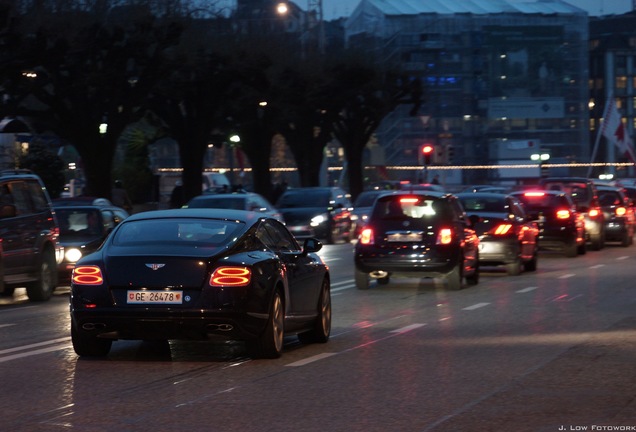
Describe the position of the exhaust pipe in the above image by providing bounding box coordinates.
[207,324,234,332]
[369,271,389,279]
[82,323,107,331]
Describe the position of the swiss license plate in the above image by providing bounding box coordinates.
[127,290,183,304]
[388,233,422,242]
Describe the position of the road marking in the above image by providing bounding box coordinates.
[0,343,72,363]
[0,337,72,363]
[516,286,538,293]
[286,352,337,367]
[462,302,490,311]
[558,274,575,279]
[590,264,605,269]
[0,324,16,329]
[390,323,426,334]
[617,256,629,260]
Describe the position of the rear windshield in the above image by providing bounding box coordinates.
[278,190,331,208]
[598,190,622,206]
[516,193,570,210]
[459,197,505,213]
[372,196,451,220]
[542,182,590,203]
[113,218,243,246]
[188,197,245,210]
[354,192,383,208]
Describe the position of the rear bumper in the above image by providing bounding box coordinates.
[354,246,461,278]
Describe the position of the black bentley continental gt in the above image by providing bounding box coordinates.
[69,208,331,359]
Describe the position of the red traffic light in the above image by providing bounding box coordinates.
[422,144,434,154]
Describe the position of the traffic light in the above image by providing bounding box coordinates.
[420,144,434,165]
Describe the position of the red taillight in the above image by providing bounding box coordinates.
[556,209,571,219]
[210,266,251,287]
[400,197,419,204]
[588,208,600,218]
[524,191,545,197]
[493,223,513,235]
[616,207,627,216]
[437,227,453,245]
[72,265,104,285]
[359,228,374,245]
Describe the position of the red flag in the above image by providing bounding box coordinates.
[601,98,636,163]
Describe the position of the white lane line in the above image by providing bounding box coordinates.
[590,264,605,269]
[462,302,490,311]
[0,344,72,363]
[516,286,538,293]
[617,256,629,260]
[390,323,427,334]
[331,284,354,293]
[0,324,16,329]
[0,337,71,355]
[558,274,575,279]
[286,352,337,367]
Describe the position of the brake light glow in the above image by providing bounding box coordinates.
[494,224,513,235]
[556,209,571,219]
[359,228,374,245]
[437,228,453,245]
[72,265,104,285]
[210,266,251,287]
[588,208,600,218]
[524,192,545,197]
[616,207,627,216]
[400,197,419,204]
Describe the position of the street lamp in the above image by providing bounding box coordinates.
[531,153,550,178]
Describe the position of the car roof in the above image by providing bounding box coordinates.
[124,208,267,224]
[53,197,114,206]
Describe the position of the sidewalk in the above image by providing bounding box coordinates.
[428,317,636,431]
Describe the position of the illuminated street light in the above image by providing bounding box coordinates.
[276,2,288,15]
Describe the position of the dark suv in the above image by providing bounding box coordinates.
[354,191,479,290]
[0,170,62,301]
[540,177,605,250]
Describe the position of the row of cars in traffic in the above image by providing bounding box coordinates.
[3,168,634,360]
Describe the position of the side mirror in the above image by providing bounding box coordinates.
[303,238,322,254]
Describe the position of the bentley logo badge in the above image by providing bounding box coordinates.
[145,264,166,270]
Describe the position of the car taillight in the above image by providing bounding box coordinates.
[437,227,453,245]
[493,223,513,235]
[556,209,571,219]
[616,207,627,216]
[359,228,374,245]
[588,208,600,218]
[210,266,251,287]
[72,265,104,285]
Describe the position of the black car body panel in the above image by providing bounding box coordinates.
[276,187,353,244]
[354,192,479,290]
[540,177,605,250]
[510,190,586,257]
[456,192,539,274]
[69,208,330,358]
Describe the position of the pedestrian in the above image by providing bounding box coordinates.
[112,180,133,213]
[431,175,440,185]
[170,180,186,208]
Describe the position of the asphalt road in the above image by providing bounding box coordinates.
[1,241,636,432]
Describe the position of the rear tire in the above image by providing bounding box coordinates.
[298,279,331,344]
[446,264,462,290]
[26,249,56,302]
[505,257,522,276]
[248,290,284,359]
[523,249,538,272]
[376,275,390,285]
[564,240,578,258]
[355,268,370,290]
[71,324,112,357]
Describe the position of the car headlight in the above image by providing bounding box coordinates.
[65,247,83,263]
[310,213,328,227]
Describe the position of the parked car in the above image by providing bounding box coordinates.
[53,197,129,283]
[354,191,479,290]
[276,187,353,244]
[69,209,331,359]
[595,184,635,246]
[0,169,62,301]
[456,192,539,275]
[510,190,586,257]
[351,190,391,237]
[185,191,283,222]
[540,177,605,250]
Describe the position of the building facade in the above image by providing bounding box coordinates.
[345,0,590,184]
